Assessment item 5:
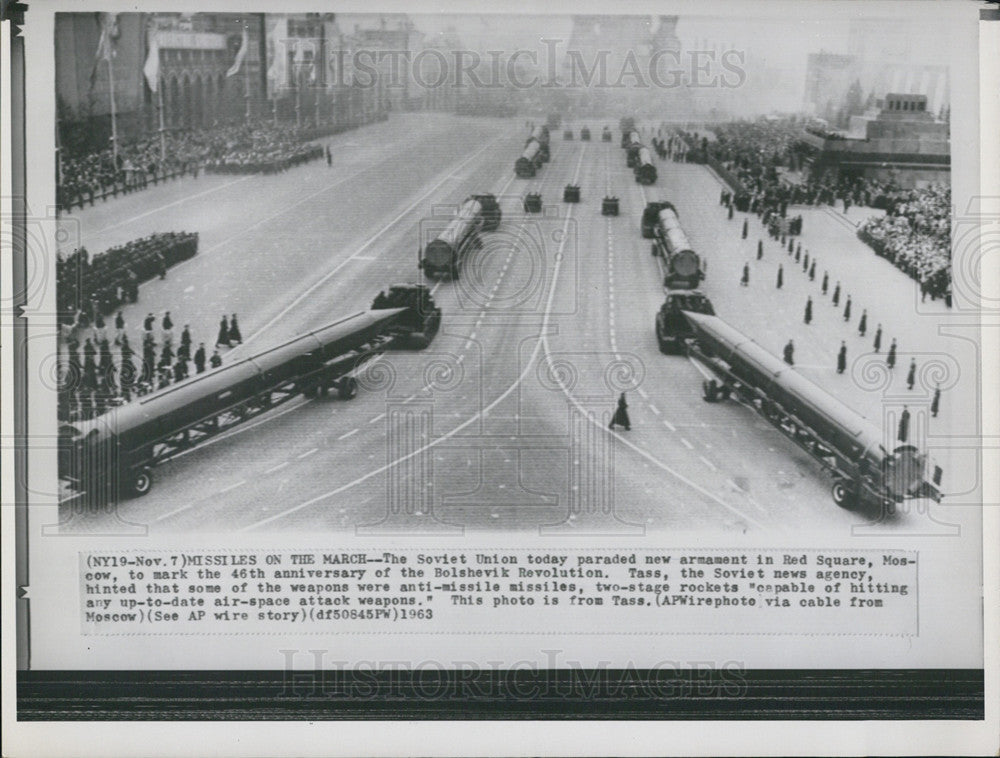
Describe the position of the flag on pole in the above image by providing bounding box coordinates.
[227,25,249,77]
[143,20,161,93]
[266,15,288,96]
[90,12,119,89]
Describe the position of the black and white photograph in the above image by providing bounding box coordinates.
[3,0,998,754]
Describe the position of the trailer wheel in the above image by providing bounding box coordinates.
[702,379,718,402]
[129,467,153,497]
[831,479,854,508]
[337,376,359,400]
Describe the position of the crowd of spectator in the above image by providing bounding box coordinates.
[57,120,331,209]
[858,185,952,301]
[57,232,198,318]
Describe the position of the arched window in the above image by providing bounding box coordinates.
[182,74,192,129]
[193,76,204,128]
[169,77,180,128]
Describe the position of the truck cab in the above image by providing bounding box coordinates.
[655,290,715,354]
[371,283,441,349]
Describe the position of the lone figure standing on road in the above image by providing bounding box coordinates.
[776,264,784,289]
[757,239,763,260]
[843,296,852,322]
[873,324,883,353]
[783,340,795,366]
[832,282,841,307]
[837,341,847,374]
[608,393,631,431]
[740,262,750,287]
[931,385,941,417]
[742,218,748,239]
[821,271,829,295]
[858,310,868,337]
[906,358,917,390]
[804,297,813,325]
[887,338,898,369]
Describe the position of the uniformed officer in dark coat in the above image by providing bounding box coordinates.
[898,406,910,442]
[931,385,941,417]
[804,297,813,325]
[756,239,763,260]
[802,252,809,272]
[858,310,868,337]
[832,282,841,306]
[873,324,883,353]
[836,341,847,374]
[216,315,230,348]
[906,358,917,390]
[144,313,155,332]
[776,264,783,289]
[887,338,897,369]
[608,393,631,431]
[843,296,852,322]
[740,263,750,287]
[229,314,243,344]
[741,218,748,239]
[809,261,816,281]
[783,340,795,366]
[210,350,223,368]
[728,204,734,220]
[194,343,207,374]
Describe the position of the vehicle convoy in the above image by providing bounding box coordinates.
[515,139,544,178]
[633,146,657,185]
[673,308,944,510]
[526,125,550,162]
[642,201,705,289]
[420,194,501,278]
[60,288,442,501]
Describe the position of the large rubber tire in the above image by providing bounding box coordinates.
[129,467,153,497]
[831,479,854,508]
[337,376,359,400]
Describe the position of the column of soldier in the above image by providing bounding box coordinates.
[726,194,943,436]
[60,310,244,423]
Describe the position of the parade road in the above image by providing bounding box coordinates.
[59,115,977,535]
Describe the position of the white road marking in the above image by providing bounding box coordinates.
[297,448,318,459]
[337,428,359,440]
[369,413,386,424]
[680,437,694,449]
[649,404,661,416]
[699,455,719,472]
[265,461,289,474]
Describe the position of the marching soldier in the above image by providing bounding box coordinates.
[757,239,763,260]
[906,358,917,390]
[144,312,155,333]
[931,385,941,417]
[858,310,868,337]
[802,252,809,272]
[776,264,783,289]
[740,262,750,287]
[114,310,125,345]
[804,297,813,325]
[794,243,800,262]
[229,314,243,344]
[741,218,748,239]
[216,315,230,348]
[809,260,816,281]
[608,393,631,431]
[832,282,841,307]
[194,343,207,374]
[843,296,852,322]
[161,311,174,346]
[887,338,897,369]
[783,340,795,366]
[837,341,847,374]
[873,324,883,353]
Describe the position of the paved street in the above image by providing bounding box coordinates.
[60,116,976,539]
